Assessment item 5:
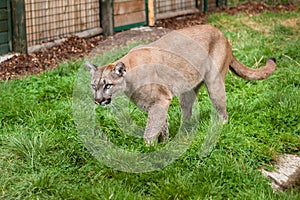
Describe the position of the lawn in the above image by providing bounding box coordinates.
[1,8,300,200]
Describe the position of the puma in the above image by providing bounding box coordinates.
[86,25,276,145]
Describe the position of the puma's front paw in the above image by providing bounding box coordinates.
[145,138,158,146]
[158,134,169,143]
[221,113,228,124]
[217,112,228,125]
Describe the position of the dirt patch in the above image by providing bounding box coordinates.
[281,17,300,31]
[0,2,297,81]
[87,27,170,56]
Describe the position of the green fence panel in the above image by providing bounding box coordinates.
[0,0,12,55]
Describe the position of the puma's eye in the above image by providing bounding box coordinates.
[104,84,113,90]
[91,84,97,90]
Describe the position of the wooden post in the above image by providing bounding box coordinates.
[11,0,27,53]
[148,0,155,26]
[100,0,114,36]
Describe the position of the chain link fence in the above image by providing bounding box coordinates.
[156,0,199,19]
[25,0,100,46]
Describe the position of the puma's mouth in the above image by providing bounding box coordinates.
[95,98,111,106]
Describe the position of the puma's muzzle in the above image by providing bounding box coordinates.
[94,98,111,106]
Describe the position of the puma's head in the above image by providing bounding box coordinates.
[86,61,127,106]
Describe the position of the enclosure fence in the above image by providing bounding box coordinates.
[25,0,100,46]
[5,0,299,54]
[156,0,198,19]
[11,0,222,52]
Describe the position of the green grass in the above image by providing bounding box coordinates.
[227,0,296,7]
[1,9,300,199]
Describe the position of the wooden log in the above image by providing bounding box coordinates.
[262,154,300,191]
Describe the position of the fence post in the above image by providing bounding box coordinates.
[204,0,208,12]
[148,0,155,26]
[11,0,27,53]
[100,0,114,36]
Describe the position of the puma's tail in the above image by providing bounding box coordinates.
[229,56,276,80]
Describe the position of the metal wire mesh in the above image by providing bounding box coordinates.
[25,0,100,46]
[156,0,197,14]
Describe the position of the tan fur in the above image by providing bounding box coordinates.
[86,25,276,145]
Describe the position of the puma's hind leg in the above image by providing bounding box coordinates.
[179,83,203,120]
[205,70,228,123]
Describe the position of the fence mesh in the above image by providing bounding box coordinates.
[156,0,197,14]
[25,0,100,46]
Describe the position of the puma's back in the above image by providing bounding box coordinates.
[86,24,276,144]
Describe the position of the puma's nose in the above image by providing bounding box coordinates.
[100,98,111,106]
[94,98,101,105]
[94,98,111,106]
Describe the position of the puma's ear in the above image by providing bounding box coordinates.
[112,62,126,77]
[86,61,97,75]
